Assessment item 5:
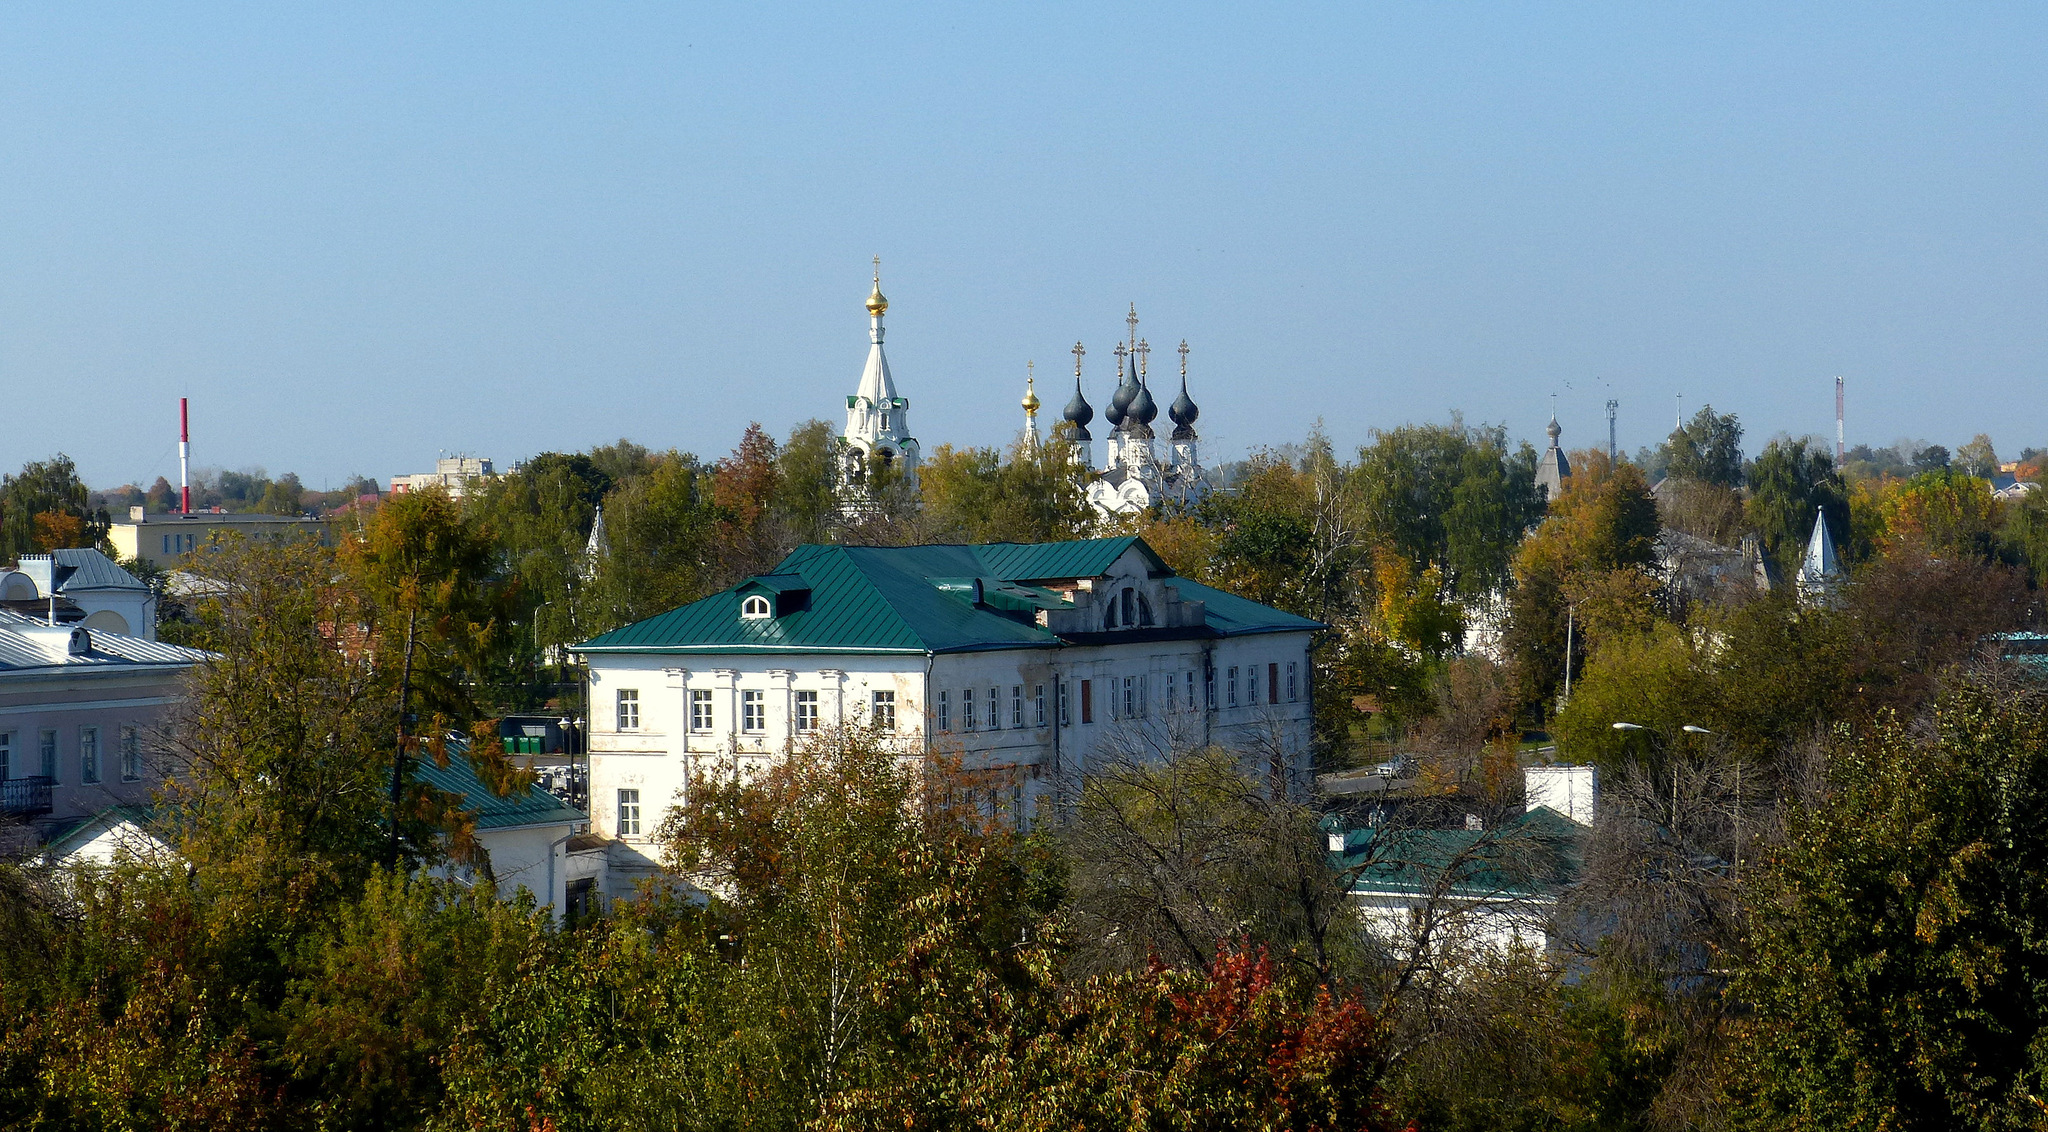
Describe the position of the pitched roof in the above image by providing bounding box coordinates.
[415,742,587,831]
[15,549,147,593]
[579,537,1321,656]
[1331,807,1583,901]
[0,609,210,675]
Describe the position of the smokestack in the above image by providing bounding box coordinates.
[1835,376,1845,466]
[179,398,191,515]
[1606,398,1618,462]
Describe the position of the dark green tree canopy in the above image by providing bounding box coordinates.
[1658,405,1745,487]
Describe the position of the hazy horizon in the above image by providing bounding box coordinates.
[7,5,2046,490]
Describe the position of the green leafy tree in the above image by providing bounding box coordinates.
[1734,684,2048,1129]
[1746,437,1848,574]
[588,450,717,630]
[1502,461,1661,714]
[1657,405,1744,487]
[1355,420,1542,600]
[0,454,108,556]
[774,418,843,544]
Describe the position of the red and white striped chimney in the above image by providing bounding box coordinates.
[179,397,191,514]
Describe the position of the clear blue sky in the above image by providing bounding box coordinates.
[5,4,2045,490]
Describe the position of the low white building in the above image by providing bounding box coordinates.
[1,549,158,640]
[575,535,1322,899]
[1329,765,1593,959]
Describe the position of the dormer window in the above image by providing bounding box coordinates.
[741,595,772,619]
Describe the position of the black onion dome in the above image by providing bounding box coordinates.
[1132,378,1158,427]
[1170,377,1199,439]
[1105,361,1135,427]
[1063,377,1094,440]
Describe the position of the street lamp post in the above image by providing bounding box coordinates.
[1612,721,1714,834]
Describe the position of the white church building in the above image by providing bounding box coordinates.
[574,535,1321,900]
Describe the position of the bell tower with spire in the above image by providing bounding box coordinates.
[840,258,920,499]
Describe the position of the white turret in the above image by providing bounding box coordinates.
[840,259,920,494]
[1797,506,1844,608]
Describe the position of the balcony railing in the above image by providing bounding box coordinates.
[0,776,55,817]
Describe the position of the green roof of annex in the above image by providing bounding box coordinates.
[578,536,1326,657]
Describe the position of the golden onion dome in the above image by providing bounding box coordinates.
[1022,374,1041,413]
[865,281,888,316]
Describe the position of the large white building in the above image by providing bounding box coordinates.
[575,535,1320,899]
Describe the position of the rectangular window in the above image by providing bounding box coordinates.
[120,726,141,781]
[1122,676,1135,718]
[691,689,713,732]
[1034,684,1046,728]
[161,535,171,555]
[741,689,765,732]
[39,730,57,780]
[1205,669,1216,711]
[1186,671,1196,712]
[617,789,641,837]
[1270,662,1280,706]
[0,731,10,781]
[616,689,640,731]
[872,690,896,731]
[1166,674,1177,711]
[963,688,976,731]
[1080,679,1094,725]
[1249,665,1259,706]
[1287,662,1298,703]
[796,689,819,731]
[1058,681,1070,727]
[1227,666,1239,708]
[988,688,1000,731]
[1138,675,1148,719]
[1011,685,1024,729]
[937,690,951,731]
[80,727,100,785]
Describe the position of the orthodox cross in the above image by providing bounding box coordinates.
[1113,341,1128,373]
[1137,338,1150,379]
[1177,339,1189,379]
[1072,340,1085,376]
[1126,303,1139,353]
[872,255,881,286]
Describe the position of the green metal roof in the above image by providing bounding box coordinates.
[1331,807,1582,901]
[579,537,1323,656]
[414,743,587,831]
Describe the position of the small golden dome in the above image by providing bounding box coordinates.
[866,256,888,316]
[1022,374,1041,413]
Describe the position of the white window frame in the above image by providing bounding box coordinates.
[741,689,765,733]
[937,690,950,732]
[872,690,896,731]
[740,594,772,619]
[988,687,1000,731]
[0,730,10,781]
[1185,671,1196,712]
[690,689,713,732]
[617,788,642,837]
[1288,662,1299,702]
[39,729,57,780]
[795,690,819,732]
[616,688,640,731]
[1122,676,1135,719]
[1011,685,1024,729]
[1227,666,1239,708]
[962,688,976,731]
[1034,685,1046,728]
